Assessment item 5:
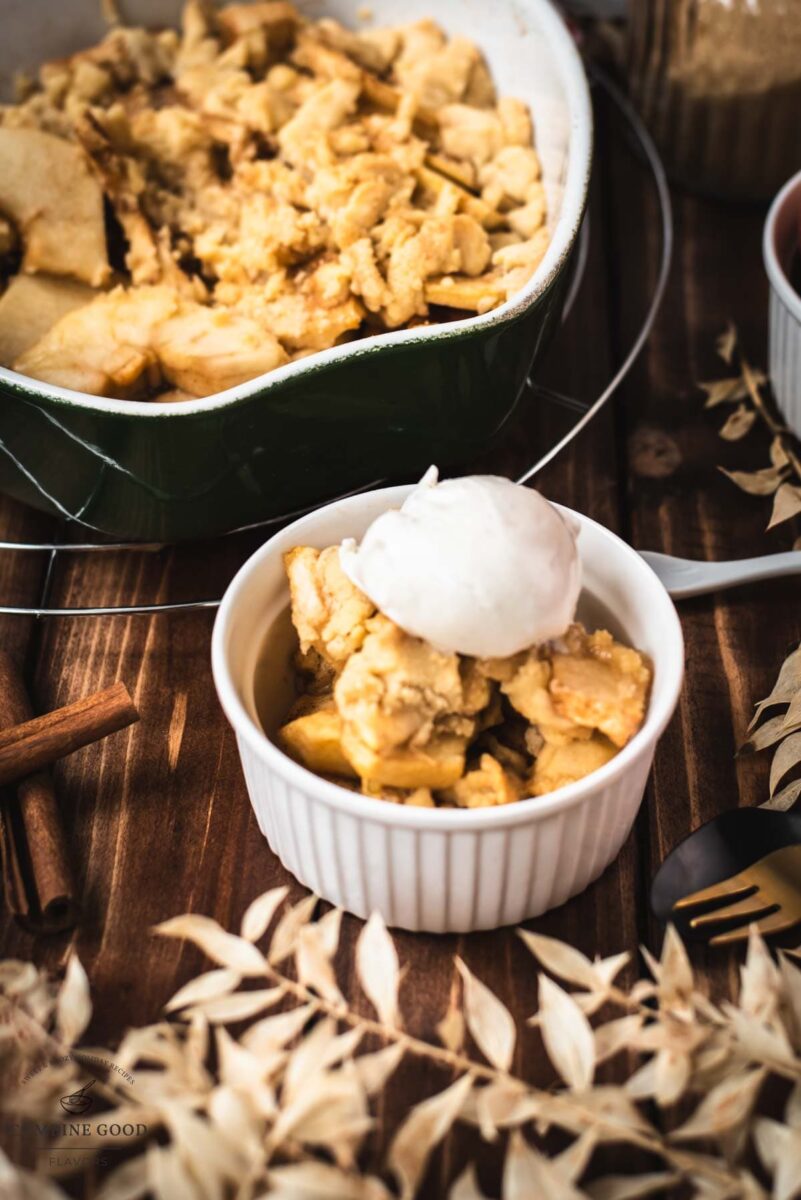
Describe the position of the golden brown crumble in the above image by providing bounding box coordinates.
[278,544,653,808]
[0,1,551,400]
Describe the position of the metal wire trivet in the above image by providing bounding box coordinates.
[0,67,672,618]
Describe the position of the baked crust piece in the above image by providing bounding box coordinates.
[277,546,653,807]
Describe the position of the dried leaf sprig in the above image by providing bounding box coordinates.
[5,901,801,1199]
[8,898,801,1198]
[742,640,801,813]
[700,324,801,531]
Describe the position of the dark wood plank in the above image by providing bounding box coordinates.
[608,126,792,1004]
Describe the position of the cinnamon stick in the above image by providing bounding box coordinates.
[0,679,138,788]
[0,654,77,932]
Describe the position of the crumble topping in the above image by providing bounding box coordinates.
[0,1,552,400]
[277,543,653,808]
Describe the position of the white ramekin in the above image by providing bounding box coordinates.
[212,486,684,933]
[765,170,801,438]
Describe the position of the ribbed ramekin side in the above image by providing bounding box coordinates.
[237,738,655,933]
[770,288,801,439]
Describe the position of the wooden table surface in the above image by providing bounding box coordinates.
[1,84,795,1196]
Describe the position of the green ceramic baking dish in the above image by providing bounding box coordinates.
[0,0,592,541]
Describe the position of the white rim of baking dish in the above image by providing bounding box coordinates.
[764,169,801,325]
[211,491,685,832]
[0,0,593,418]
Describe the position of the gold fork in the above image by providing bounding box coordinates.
[672,844,801,946]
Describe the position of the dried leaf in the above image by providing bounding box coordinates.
[0,1155,70,1200]
[701,378,748,407]
[215,1024,274,1096]
[740,928,781,1019]
[537,975,595,1091]
[670,1068,766,1140]
[753,1117,801,1200]
[725,1005,795,1071]
[456,958,516,1072]
[554,1129,598,1182]
[161,1097,245,1178]
[576,1087,656,1138]
[296,924,343,1005]
[95,1156,148,1200]
[155,914,267,976]
[783,690,801,732]
[269,894,319,966]
[518,929,600,990]
[286,1086,373,1167]
[785,1080,801,1129]
[772,437,791,469]
[657,924,693,1003]
[184,986,284,1024]
[56,955,91,1045]
[656,1049,692,1108]
[741,359,768,398]
[754,644,801,716]
[437,990,466,1053]
[356,912,401,1029]
[449,1164,490,1200]
[281,1020,338,1104]
[462,1080,542,1139]
[146,1143,197,1200]
[209,1084,264,1163]
[719,465,788,496]
[502,1129,584,1200]
[282,1020,358,1107]
[321,1026,365,1071]
[760,778,801,811]
[389,1073,473,1200]
[587,1174,679,1200]
[743,712,797,755]
[688,1165,767,1200]
[779,959,801,1046]
[719,404,757,442]
[267,1161,391,1199]
[769,483,801,530]
[595,1015,644,1064]
[240,886,289,942]
[593,951,632,989]
[317,907,344,959]
[625,1056,661,1103]
[770,731,801,797]
[241,1002,316,1055]
[717,323,737,364]
[353,1043,405,1096]
[165,968,241,1013]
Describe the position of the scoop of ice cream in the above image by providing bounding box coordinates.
[339,468,581,658]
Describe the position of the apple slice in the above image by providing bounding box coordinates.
[0,274,97,367]
[0,128,110,287]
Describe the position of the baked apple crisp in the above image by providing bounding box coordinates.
[278,544,653,808]
[0,2,551,401]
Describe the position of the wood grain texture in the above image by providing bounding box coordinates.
[0,88,788,1196]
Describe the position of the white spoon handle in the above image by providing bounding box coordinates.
[638,550,801,599]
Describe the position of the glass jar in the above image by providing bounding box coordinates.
[627,0,801,202]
